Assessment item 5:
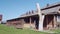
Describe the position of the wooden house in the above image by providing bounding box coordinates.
[6,2,60,31]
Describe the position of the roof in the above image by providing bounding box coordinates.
[7,2,60,21]
[21,2,60,16]
[41,2,60,10]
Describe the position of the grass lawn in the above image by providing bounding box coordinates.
[51,29,60,34]
[0,24,49,34]
[0,24,60,34]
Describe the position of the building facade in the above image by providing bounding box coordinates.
[6,2,60,31]
[0,15,2,24]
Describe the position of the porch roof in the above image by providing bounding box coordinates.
[7,2,60,22]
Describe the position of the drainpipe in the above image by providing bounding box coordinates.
[36,3,43,31]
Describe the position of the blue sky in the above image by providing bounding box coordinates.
[0,0,60,21]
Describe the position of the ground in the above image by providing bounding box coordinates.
[0,24,60,34]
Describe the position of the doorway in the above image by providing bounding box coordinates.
[43,15,54,30]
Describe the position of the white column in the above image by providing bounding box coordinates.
[54,15,57,28]
[30,17,32,29]
[34,20,36,29]
[36,3,43,31]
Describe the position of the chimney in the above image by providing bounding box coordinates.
[47,4,49,7]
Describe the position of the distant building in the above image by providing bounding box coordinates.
[6,2,60,31]
[0,15,2,24]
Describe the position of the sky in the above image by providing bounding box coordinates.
[0,0,60,21]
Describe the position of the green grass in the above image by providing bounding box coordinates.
[1,24,60,34]
[51,29,60,34]
[0,24,48,34]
